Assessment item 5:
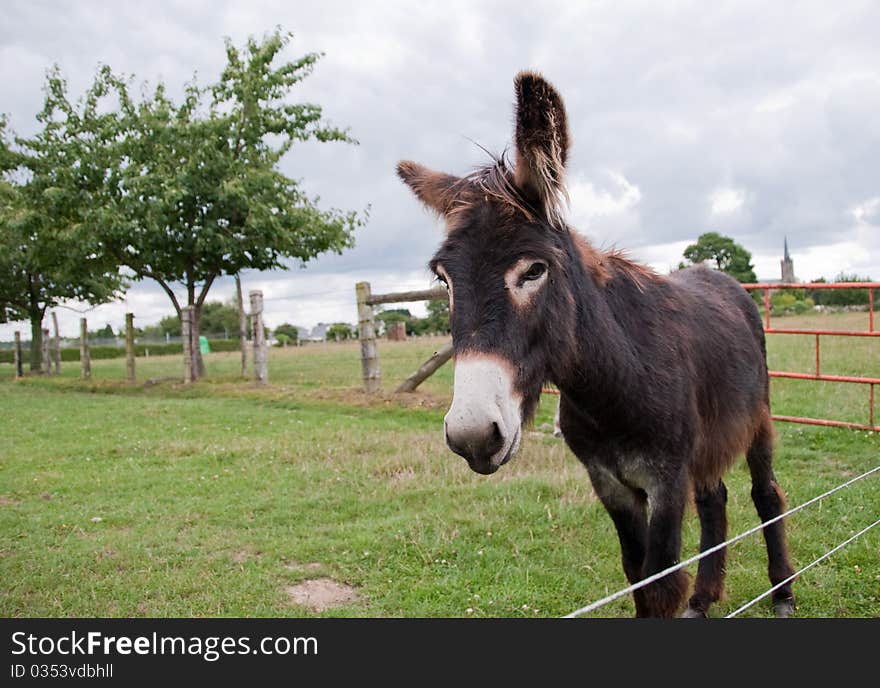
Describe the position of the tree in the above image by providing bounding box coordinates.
[423,299,450,334]
[325,322,355,341]
[97,324,115,339]
[0,81,124,370]
[273,322,300,344]
[155,314,182,338]
[808,273,874,307]
[71,29,365,378]
[376,308,411,334]
[682,232,757,284]
[198,301,242,337]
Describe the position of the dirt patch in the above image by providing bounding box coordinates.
[284,578,359,612]
[0,495,20,507]
[232,550,262,564]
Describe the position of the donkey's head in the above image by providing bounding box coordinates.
[397,72,581,475]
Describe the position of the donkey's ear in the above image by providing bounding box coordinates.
[512,71,570,219]
[396,161,462,216]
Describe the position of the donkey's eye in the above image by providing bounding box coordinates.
[521,262,547,282]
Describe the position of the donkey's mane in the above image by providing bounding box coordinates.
[449,151,563,226]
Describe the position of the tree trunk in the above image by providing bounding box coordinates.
[29,309,45,372]
[191,305,206,379]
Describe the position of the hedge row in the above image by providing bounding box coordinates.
[0,339,241,364]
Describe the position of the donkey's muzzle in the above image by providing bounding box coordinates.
[445,421,505,474]
[443,354,524,475]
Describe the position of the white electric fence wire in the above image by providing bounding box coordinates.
[564,464,879,618]
[725,516,880,618]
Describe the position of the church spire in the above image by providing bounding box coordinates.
[780,237,795,282]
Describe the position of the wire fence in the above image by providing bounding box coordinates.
[725,516,880,618]
[564,464,880,618]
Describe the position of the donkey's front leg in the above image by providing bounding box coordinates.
[585,465,650,616]
[641,480,689,618]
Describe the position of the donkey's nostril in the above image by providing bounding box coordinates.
[491,421,502,443]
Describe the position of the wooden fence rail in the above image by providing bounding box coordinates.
[366,286,448,307]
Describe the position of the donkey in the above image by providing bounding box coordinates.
[396,72,796,618]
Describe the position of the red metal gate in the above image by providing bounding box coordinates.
[743,281,879,432]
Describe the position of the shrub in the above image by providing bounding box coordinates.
[771,292,797,310]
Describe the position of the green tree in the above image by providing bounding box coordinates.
[376,308,411,333]
[273,322,300,344]
[325,322,354,341]
[682,232,757,284]
[808,273,873,307]
[198,301,242,337]
[156,314,182,338]
[62,29,364,378]
[423,299,450,334]
[0,82,124,370]
[94,324,115,340]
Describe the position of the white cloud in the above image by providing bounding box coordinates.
[566,171,643,246]
[569,171,642,219]
[710,187,746,215]
[851,196,880,224]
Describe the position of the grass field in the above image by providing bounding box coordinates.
[1,311,877,618]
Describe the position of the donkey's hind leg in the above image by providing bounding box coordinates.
[683,481,728,617]
[746,415,796,617]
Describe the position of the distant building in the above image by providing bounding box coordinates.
[780,237,796,283]
[308,323,329,342]
[760,238,797,286]
[294,323,330,343]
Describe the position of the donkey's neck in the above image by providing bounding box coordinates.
[553,260,663,429]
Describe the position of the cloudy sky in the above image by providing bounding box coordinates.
[2,0,879,338]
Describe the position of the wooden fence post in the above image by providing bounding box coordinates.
[13,331,23,379]
[41,328,51,375]
[51,311,61,375]
[236,274,248,377]
[125,313,135,382]
[356,281,380,392]
[80,317,91,379]
[249,290,268,385]
[181,306,194,384]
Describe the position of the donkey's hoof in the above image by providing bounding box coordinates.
[681,607,707,619]
[773,597,795,618]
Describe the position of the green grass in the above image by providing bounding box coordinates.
[1,314,877,618]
